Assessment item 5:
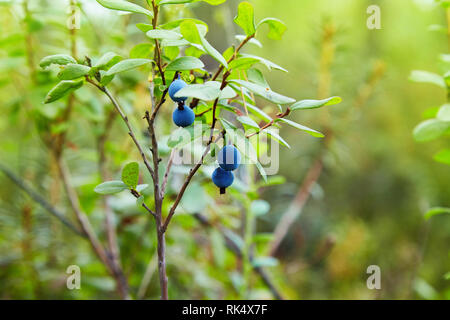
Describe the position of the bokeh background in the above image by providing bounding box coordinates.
[0,0,449,299]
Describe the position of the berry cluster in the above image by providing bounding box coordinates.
[212,145,241,194]
[168,75,195,128]
[169,75,241,195]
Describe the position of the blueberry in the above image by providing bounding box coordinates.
[168,76,187,102]
[172,105,195,127]
[212,167,234,194]
[218,145,241,171]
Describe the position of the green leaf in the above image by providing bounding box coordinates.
[39,54,76,68]
[121,162,139,188]
[240,53,287,72]
[180,21,227,68]
[136,23,153,32]
[233,2,256,36]
[413,119,450,142]
[165,56,204,71]
[409,70,445,88]
[434,149,450,165]
[237,116,259,129]
[57,64,90,80]
[130,43,153,59]
[146,29,182,40]
[175,83,220,101]
[424,207,450,220]
[437,103,450,121]
[277,118,324,138]
[230,79,295,104]
[291,96,342,110]
[257,18,287,40]
[245,103,272,122]
[247,68,269,87]
[94,52,122,70]
[160,18,208,31]
[264,128,290,148]
[252,256,279,268]
[199,32,228,69]
[94,180,128,194]
[250,200,270,216]
[96,0,153,17]
[105,59,152,76]
[229,57,259,71]
[180,20,202,44]
[44,80,83,103]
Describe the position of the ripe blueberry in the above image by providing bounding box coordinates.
[168,76,187,102]
[212,167,234,194]
[172,104,195,127]
[218,145,241,171]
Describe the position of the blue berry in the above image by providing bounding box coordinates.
[212,167,234,194]
[218,145,241,171]
[172,105,195,127]
[168,77,187,102]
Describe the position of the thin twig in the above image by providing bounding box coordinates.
[161,149,175,197]
[0,164,84,237]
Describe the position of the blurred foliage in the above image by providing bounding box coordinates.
[0,0,449,300]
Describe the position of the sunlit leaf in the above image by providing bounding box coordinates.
[240,53,287,72]
[146,29,182,40]
[165,56,204,71]
[233,2,256,36]
[257,17,287,40]
[121,162,139,189]
[94,180,128,194]
[264,128,290,148]
[57,64,90,80]
[277,118,324,138]
[409,70,445,88]
[290,96,342,110]
[237,115,259,129]
[230,79,295,104]
[96,0,153,17]
[39,54,76,68]
[105,59,152,76]
[44,80,83,103]
[413,119,450,142]
[424,207,450,220]
[437,103,450,121]
[434,148,450,165]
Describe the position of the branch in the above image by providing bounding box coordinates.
[0,163,84,237]
[161,148,175,197]
[88,80,156,180]
[161,131,224,233]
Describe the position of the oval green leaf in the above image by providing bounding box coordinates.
[94,180,128,195]
[105,58,152,76]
